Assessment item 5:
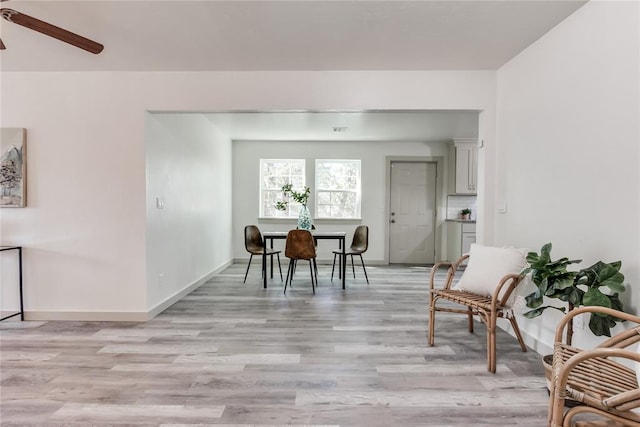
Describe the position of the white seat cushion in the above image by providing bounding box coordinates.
[454,244,527,301]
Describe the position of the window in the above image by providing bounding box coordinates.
[315,159,361,219]
[260,159,305,218]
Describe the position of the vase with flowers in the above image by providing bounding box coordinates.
[275,184,312,230]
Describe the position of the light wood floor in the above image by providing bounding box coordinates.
[0,264,549,426]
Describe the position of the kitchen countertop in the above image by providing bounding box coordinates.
[445,219,477,223]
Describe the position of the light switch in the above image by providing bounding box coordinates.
[497,201,507,213]
[156,197,165,209]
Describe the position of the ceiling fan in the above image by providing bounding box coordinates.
[0,1,103,54]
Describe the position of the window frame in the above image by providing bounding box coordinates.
[259,158,306,218]
[314,159,362,220]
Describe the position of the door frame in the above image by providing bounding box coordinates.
[385,156,445,264]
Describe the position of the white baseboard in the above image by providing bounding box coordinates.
[24,310,150,322]
[146,260,232,320]
[498,318,552,356]
[23,260,233,322]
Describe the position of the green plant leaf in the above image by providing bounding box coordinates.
[525,290,544,309]
[523,305,567,317]
[609,293,624,312]
[599,271,625,291]
[551,288,573,302]
[607,293,626,322]
[522,243,628,338]
[539,277,549,294]
[525,253,539,265]
[554,276,575,290]
[583,288,612,308]
[567,288,583,306]
[576,261,622,287]
[588,314,611,337]
[523,307,546,318]
[586,294,625,336]
[279,184,311,206]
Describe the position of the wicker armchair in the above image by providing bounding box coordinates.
[548,306,640,427]
[428,253,527,373]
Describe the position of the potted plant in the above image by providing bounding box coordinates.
[521,242,627,393]
[275,184,312,230]
[460,208,472,220]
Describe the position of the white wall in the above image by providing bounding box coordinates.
[0,74,148,319]
[495,1,640,351]
[0,70,496,320]
[232,140,449,264]
[145,113,233,312]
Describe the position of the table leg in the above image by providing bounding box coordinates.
[270,238,274,278]
[262,236,268,289]
[341,237,346,290]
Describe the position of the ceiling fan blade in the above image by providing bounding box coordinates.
[0,8,103,54]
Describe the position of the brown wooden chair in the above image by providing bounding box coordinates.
[331,225,369,284]
[548,306,640,427]
[243,225,282,283]
[298,224,318,279]
[428,253,527,373]
[284,229,317,295]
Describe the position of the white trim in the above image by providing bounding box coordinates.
[260,158,306,218]
[499,318,551,356]
[23,261,233,322]
[315,158,362,219]
[146,261,232,319]
[24,310,151,322]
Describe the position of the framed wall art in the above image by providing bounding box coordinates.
[0,128,27,208]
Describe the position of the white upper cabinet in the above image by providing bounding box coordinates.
[452,139,477,194]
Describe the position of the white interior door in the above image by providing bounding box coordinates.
[389,162,437,264]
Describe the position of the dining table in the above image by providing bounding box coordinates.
[262,231,347,290]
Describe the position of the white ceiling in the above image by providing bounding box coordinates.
[2,1,586,141]
[1,0,586,72]
[199,110,479,141]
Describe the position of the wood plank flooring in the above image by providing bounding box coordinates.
[0,264,549,426]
